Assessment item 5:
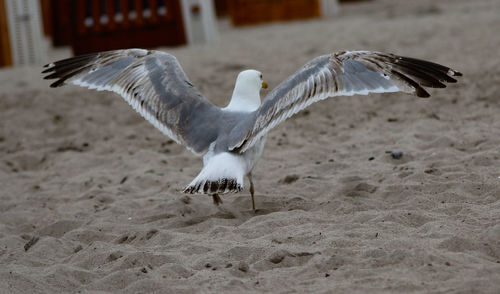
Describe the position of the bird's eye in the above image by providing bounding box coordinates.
[260,74,263,79]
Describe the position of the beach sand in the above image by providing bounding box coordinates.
[1,0,500,293]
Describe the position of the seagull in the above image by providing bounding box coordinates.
[42,49,461,211]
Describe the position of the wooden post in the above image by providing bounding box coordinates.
[106,0,116,30]
[75,0,87,35]
[39,0,52,37]
[120,0,130,28]
[0,0,12,67]
[133,0,144,25]
[149,0,159,23]
[227,0,321,26]
[91,0,101,32]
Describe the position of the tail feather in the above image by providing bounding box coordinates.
[183,152,246,195]
[183,178,242,194]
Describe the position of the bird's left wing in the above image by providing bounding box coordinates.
[43,49,222,155]
[228,51,462,152]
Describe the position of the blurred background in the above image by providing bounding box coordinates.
[2,1,500,293]
[0,0,365,67]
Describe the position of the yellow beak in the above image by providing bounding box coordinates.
[262,81,268,89]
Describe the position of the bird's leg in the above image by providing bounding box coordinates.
[212,193,223,206]
[248,173,256,212]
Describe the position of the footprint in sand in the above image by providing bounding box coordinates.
[252,249,319,271]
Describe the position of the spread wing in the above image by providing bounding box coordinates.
[228,51,462,152]
[43,49,223,155]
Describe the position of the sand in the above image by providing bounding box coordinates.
[1,0,500,293]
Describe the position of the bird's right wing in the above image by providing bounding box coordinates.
[228,51,462,153]
[43,49,222,155]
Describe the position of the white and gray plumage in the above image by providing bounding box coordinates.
[42,49,462,211]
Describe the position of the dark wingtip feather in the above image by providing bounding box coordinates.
[444,76,457,83]
[42,53,100,86]
[396,58,459,84]
[392,56,463,94]
[430,79,447,88]
[391,70,431,98]
[400,56,451,73]
[416,90,431,98]
[41,66,54,74]
[395,64,447,89]
[50,79,65,88]
[43,71,63,80]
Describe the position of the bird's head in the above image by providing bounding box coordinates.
[227,70,268,112]
[235,69,268,91]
